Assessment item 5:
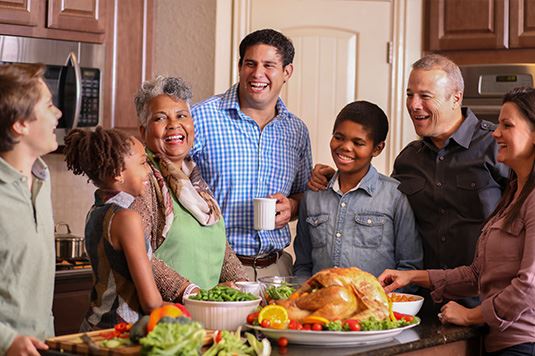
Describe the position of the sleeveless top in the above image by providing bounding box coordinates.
[82,190,149,329]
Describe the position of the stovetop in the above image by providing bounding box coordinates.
[56,257,92,271]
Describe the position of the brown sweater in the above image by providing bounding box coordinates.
[131,173,247,302]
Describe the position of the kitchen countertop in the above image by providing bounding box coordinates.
[43,291,483,355]
[55,268,93,280]
[269,299,483,355]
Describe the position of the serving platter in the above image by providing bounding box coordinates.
[246,321,419,346]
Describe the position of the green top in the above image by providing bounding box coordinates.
[0,157,55,353]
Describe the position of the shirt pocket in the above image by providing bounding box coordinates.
[486,217,524,262]
[305,214,329,248]
[352,213,386,248]
[456,172,491,191]
[398,176,425,196]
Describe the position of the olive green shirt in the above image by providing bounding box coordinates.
[0,157,55,353]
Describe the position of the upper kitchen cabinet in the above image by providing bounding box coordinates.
[0,0,108,43]
[427,0,535,51]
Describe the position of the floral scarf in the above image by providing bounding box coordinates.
[147,150,222,238]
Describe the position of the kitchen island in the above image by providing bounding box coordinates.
[44,298,483,355]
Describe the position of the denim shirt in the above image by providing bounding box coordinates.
[293,165,423,279]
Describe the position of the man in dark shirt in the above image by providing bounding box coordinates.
[309,54,509,278]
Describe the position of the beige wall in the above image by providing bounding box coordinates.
[152,0,217,103]
[43,154,95,237]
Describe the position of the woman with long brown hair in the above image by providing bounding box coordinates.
[379,87,535,355]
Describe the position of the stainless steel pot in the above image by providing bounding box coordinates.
[54,223,86,259]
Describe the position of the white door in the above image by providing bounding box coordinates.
[248,0,393,174]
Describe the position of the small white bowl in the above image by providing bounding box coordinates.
[390,293,424,316]
[184,296,261,330]
[235,281,262,297]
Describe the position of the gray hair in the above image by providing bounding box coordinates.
[412,54,464,98]
[134,75,193,127]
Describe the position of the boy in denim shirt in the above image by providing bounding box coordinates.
[293,101,422,278]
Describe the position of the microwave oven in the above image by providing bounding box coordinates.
[0,35,105,145]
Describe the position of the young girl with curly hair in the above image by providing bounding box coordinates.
[64,127,163,330]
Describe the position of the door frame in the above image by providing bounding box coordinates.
[214,0,422,172]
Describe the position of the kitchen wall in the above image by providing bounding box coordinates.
[43,153,95,236]
[152,0,217,103]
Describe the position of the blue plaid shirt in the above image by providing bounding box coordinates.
[191,84,313,255]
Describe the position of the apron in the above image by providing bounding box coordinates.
[154,196,226,289]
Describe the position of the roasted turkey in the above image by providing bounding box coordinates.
[276,267,390,322]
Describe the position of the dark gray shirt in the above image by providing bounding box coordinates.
[393,108,509,270]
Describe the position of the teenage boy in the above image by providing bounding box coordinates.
[0,63,61,355]
[293,101,422,278]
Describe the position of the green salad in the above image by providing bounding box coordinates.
[189,285,258,302]
[265,283,295,300]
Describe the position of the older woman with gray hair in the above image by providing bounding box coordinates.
[131,76,247,302]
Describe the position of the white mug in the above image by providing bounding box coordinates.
[253,198,277,230]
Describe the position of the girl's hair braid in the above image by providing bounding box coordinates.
[64,126,133,187]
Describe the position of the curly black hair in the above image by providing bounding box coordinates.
[64,126,133,187]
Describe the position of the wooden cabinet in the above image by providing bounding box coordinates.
[0,0,107,43]
[427,0,535,50]
[53,270,93,335]
[102,0,153,136]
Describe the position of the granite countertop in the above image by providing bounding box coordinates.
[269,299,483,356]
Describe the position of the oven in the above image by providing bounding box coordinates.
[0,35,105,145]
[460,64,535,123]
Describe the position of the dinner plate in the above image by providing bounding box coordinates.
[246,322,419,346]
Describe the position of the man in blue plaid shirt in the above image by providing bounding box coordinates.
[191,29,312,280]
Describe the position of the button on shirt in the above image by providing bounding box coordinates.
[393,108,509,270]
[191,84,313,255]
[0,158,55,353]
[293,166,423,278]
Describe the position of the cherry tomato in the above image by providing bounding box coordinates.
[246,312,259,324]
[261,319,271,328]
[114,322,130,333]
[288,320,298,330]
[302,323,312,331]
[278,337,289,347]
[296,322,303,330]
[402,315,415,322]
[344,319,361,331]
[312,323,323,331]
[214,330,223,343]
[393,311,404,320]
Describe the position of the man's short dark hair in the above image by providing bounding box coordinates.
[333,101,389,145]
[239,29,295,67]
[0,63,45,153]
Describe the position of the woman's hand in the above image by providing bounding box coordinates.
[7,335,48,356]
[307,164,335,192]
[378,269,413,293]
[439,303,484,326]
[218,281,237,289]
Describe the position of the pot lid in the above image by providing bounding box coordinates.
[54,223,84,240]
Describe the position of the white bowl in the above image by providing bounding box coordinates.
[183,296,261,330]
[390,293,424,316]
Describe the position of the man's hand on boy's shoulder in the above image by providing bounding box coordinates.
[7,335,48,356]
[307,164,335,192]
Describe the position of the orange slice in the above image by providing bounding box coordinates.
[303,315,330,325]
[258,305,288,329]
